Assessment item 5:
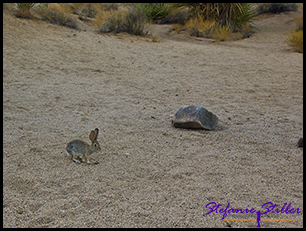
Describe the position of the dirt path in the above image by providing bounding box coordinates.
[3,8,303,228]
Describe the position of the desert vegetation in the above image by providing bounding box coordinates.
[256,3,298,15]
[11,3,303,48]
[93,4,150,36]
[15,3,47,19]
[286,4,303,53]
[40,4,78,29]
[171,3,256,41]
[253,3,302,53]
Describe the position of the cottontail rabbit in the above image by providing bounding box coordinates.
[66,128,101,164]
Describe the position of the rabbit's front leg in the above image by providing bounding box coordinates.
[82,155,91,164]
[82,155,99,165]
[72,158,81,164]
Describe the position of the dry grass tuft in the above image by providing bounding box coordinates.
[287,30,303,53]
[151,34,161,42]
[94,10,126,33]
[15,9,34,19]
[212,26,232,41]
[93,6,149,36]
[172,23,182,33]
[286,9,303,53]
[185,15,216,37]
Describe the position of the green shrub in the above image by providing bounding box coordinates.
[256,3,298,15]
[123,6,150,35]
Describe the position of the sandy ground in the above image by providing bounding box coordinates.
[3,7,303,228]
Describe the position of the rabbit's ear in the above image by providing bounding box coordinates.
[94,128,99,139]
[89,130,95,142]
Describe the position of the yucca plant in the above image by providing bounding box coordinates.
[16,3,48,12]
[233,3,256,29]
[15,3,35,18]
[16,3,36,11]
[134,3,171,22]
[171,3,255,30]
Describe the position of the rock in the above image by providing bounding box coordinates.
[172,105,218,130]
